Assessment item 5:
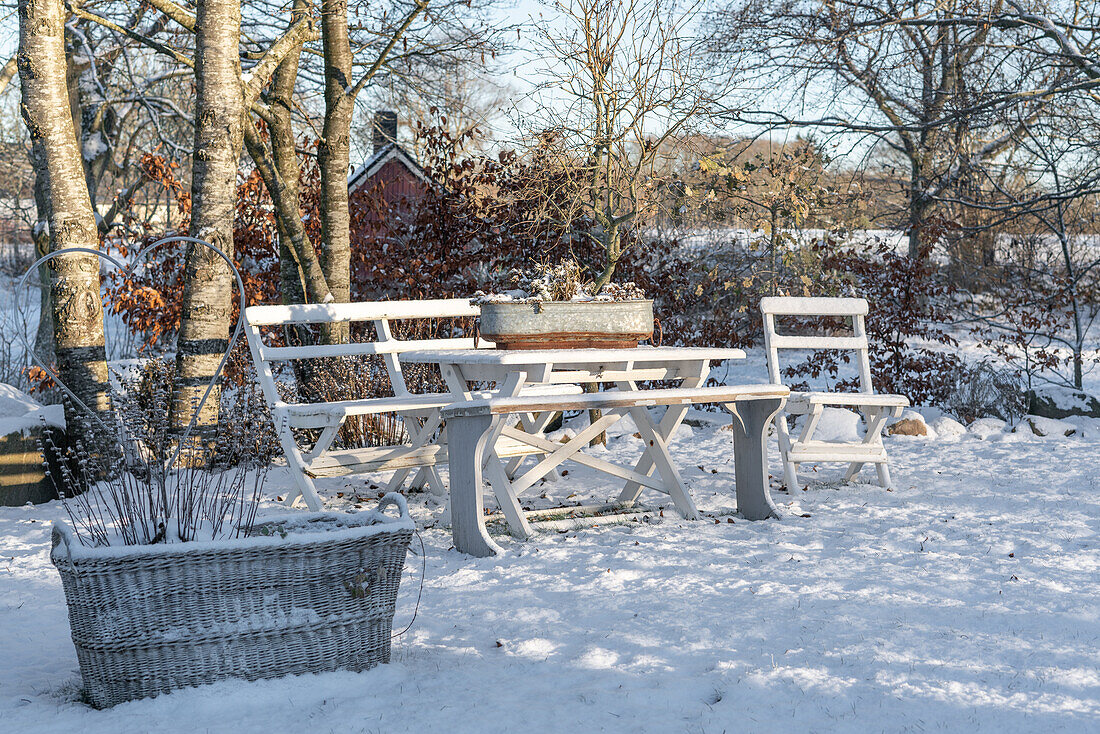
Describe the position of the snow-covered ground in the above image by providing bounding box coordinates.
[3,390,1099,732]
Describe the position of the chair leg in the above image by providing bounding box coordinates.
[775,414,799,491]
[276,421,324,511]
[844,462,864,482]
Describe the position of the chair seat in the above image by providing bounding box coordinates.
[786,391,909,411]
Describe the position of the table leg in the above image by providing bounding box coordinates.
[443,367,533,540]
[625,404,701,520]
[728,397,785,520]
[446,411,503,557]
[505,409,561,480]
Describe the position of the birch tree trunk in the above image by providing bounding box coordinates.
[319,0,353,342]
[271,19,307,307]
[18,0,109,430]
[242,0,332,312]
[173,0,244,433]
[29,143,54,366]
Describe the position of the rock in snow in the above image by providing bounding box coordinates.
[967,417,1008,439]
[888,410,933,438]
[1026,384,1100,419]
[1016,415,1077,437]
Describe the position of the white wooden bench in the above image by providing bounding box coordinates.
[441,384,789,556]
[243,299,577,510]
[760,296,909,490]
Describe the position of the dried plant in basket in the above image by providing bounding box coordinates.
[41,358,277,547]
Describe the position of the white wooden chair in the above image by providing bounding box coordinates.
[760,297,909,489]
[243,299,573,511]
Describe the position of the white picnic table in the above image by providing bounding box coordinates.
[401,346,785,555]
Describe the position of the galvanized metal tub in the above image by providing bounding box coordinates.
[479,300,653,349]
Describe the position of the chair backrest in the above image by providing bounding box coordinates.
[759,296,874,394]
[244,299,481,406]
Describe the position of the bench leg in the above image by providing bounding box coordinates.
[728,397,785,520]
[446,412,503,557]
[276,417,324,511]
[387,409,445,494]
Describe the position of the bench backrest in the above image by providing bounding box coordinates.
[244,299,481,407]
[759,296,874,394]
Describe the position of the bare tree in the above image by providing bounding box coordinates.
[525,0,726,290]
[708,0,1073,259]
[171,0,248,432]
[957,98,1100,390]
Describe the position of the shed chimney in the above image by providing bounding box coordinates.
[372,111,398,153]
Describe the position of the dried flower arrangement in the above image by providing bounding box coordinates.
[473,260,646,305]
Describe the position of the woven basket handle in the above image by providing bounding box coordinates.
[375,492,410,522]
[51,525,77,574]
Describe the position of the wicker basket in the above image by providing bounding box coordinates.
[50,494,414,708]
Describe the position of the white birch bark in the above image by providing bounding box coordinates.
[173,0,245,432]
[18,0,109,430]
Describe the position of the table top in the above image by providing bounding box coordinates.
[399,346,747,366]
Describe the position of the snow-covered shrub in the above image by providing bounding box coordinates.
[942,362,1026,423]
[782,236,967,406]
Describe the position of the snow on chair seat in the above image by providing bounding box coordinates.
[244,299,578,510]
[760,296,909,490]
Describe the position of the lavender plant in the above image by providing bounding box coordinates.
[41,357,276,547]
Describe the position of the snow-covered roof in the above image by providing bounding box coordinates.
[347,143,432,194]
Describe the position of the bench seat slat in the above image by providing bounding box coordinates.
[443,384,789,418]
[278,384,586,428]
[306,435,550,477]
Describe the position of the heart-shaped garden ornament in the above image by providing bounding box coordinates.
[16,235,247,474]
